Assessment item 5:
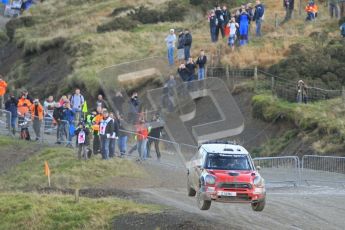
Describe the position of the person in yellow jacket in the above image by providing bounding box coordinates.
[0,77,7,110]
[30,99,44,141]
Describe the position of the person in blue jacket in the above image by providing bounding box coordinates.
[62,101,75,148]
[253,0,265,37]
[238,8,250,46]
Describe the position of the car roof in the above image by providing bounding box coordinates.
[201,143,249,155]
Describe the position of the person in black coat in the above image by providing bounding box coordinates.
[147,114,163,160]
[184,29,192,61]
[185,58,196,81]
[53,102,65,144]
[177,64,191,82]
[283,0,294,22]
[74,122,90,160]
[5,94,18,135]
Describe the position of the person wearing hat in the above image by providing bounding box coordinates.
[99,109,114,160]
[30,99,44,141]
[5,93,18,135]
[165,29,177,66]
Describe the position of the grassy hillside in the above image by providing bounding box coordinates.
[0,192,159,230]
[0,137,146,191]
[252,93,345,156]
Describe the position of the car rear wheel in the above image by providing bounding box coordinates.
[196,191,211,210]
[187,180,196,197]
[251,198,266,212]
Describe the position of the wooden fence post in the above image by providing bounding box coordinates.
[254,66,258,91]
[75,189,79,203]
[271,76,275,95]
[226,65,230,87]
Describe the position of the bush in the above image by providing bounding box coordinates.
[97,17,139,33]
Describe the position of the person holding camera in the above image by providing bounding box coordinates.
[30,99,44,141]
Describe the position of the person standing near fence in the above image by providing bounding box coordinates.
[70,88,84,124]
[0,77,7,111]
[30,99,44,141]
[136,117,149,161]
[43,96,55,133]
[62,101,75,148]
[108,112,119,158]
[147,114,163,161]
[99,110,113,160]
[53,102,65,144]
[297,80,308,104]
[117,112,128,157]
[253,0,265,37]
[17,93,32,125]
[165,29,176,66]
[74,121,90,160]
[196,50,207,80]
[5,94,18,135]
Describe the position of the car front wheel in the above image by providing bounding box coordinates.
[251,198,266,212]
[196,191,211,210]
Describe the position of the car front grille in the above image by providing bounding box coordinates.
[218,182,252,190]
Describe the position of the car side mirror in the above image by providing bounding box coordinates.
[256,166,261,171]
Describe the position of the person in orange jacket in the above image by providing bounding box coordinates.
[305,1,318,21]
[92,106,103,154]
[0,77,8,110]
[17,94,32,125]
[30,99,44,141]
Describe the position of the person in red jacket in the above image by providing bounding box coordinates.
[0,77,7,111]
[30,99,44,141]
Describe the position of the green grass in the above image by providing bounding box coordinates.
[0,140,147,190]
[252,93,345,154]
[0,192,160,230]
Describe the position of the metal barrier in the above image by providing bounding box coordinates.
[253,156,301,186]
[302,155,345,186]
[0,109,12,136]
[41,118,71,145]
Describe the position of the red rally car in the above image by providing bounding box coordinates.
[187,141,266,211]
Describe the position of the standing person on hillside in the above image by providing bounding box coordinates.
[283,0,294,23]
[99,110,114,160]
[92,106,103,154]
[62,101,75,148]
[253,0,265,37]
[108,112,119,158]
[43,95,55,132]
[209,10,218,42]
[165,29,177,66]
[147,114,163,161]
[227,17,239,51]
[196,50,207,80]
[95,94,108,109]
[135,117,149,162]
[215,6,225,40]
[340,21,345,37]
[53,102,65,144]
[0,77,8,111]
[329,0,340,19]
[30,99,44,141]
[184,29,192,61]
[177,30,185,64]
[17,93,32,125]
[70,88,85,124]
[238,9,250,46]
[128,92,140,125]
[74,121,90,160]
[117,112,128,157]
[113,91,125,115]
[185,57,196,81]
[5,94,18,135]
[222,5,231,37]
[297,80,308,104]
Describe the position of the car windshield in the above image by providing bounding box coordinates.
[205,153,252,170]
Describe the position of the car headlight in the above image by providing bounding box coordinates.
[253,176,265,187]
[205,174,216,185]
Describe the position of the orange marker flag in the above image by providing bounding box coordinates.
[44,161,51,187]
[44,161,50,176]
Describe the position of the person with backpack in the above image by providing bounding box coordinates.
[340,21,345,37]
[70,88,85,124]
[196,50,207,80]
[253,0,265,37]
[184,29,192,61]
[30,99,44,141]
[5,94,18,135]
